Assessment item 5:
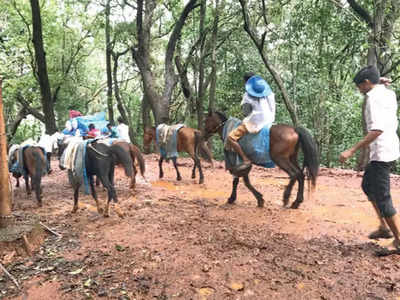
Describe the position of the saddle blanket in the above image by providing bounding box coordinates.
[156,124,185,159]
[222,117,275,170]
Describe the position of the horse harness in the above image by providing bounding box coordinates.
[206,119,226,138]
[87,143,109,158]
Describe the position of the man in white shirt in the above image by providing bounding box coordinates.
[340,65,400,253]
[228,73,275,172]
[117,117,131,143]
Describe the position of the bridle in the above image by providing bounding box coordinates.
[205,117,226,139]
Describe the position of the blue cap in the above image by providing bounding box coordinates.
[245,75,272,98]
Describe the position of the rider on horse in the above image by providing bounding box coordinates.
[227,72,276,172]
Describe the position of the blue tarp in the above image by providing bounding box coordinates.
[72,112,109,136]
[222,117,275,170]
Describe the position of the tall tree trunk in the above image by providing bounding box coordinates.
[105,0,114,125]
[0,78,12,228]
[131,0,198,125]
[141,95,151,130]
[112,49,137,144]
[30,0,57,134]
[208,0,220,114]
[196,0,207,130]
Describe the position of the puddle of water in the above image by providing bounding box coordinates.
[152,180,177,190]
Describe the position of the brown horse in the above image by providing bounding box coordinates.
[111,140,146,189]
[9,146,47,207]
[143,126,213,184]
[204,111,319,209]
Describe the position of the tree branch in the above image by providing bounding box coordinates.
[347,0,373,28]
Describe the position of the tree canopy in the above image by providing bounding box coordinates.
[1,0,400,169]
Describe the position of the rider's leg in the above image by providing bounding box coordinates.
[228,124,251,169]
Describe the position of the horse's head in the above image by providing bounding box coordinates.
[204,111,227,139]
[143,126,155,154]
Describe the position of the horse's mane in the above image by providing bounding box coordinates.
[215,111,228,122]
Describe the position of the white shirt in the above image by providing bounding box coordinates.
[117,123,131,143]
[365,84,400,162]
[241,92,275,133]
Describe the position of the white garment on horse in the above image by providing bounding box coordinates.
[8,144,20,163]
[21,138,37,147]
[38,134,53,153]
[241,92,275,133]
[117,123,131,143]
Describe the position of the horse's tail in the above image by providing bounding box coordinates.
[194,131,213,164]
[295,127,319,187]
[32,148,46,201]
[129,144,146,178]
[32,148,46,177]
[110,143,133,177]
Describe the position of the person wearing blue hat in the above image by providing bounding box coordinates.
[228,72,276,172]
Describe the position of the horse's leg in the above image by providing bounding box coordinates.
[33,174,42,207]
[16,176,20,188]
[46,152,52,174]
[227,177,240,204]
[24,174,31,196]
[97,172,116,217]
[95,176,100,186]
[289,156,305,209]
[196,157,204,184]
[72,183,80,213]
[172,157,182,181]
[243,174,264,207]
[130,164,137,189]
[159,156,164,178]
[109,165,124,218]
[272,157,298,207]
[89,176,103,214]
[191,158,196,179]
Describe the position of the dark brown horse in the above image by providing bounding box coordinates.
[9,146,47,207]
[143,126,213,184]
[111,140,146,189]
[59,139,133,217]
[204,111,319,209]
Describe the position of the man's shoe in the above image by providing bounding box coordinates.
[368,228,393,239]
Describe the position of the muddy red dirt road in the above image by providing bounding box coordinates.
[2,154,400,299]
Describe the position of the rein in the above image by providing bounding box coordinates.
[206,119,226,138]
[88,143,109,158]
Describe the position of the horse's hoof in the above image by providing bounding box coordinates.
[103,213,110,218]
[282,198,289,207]
[227,198,235,204]
[177,177,182,181]
[199,178,204,184]
[290,202,300,209]
[257,199,264,208]
[71,208,78,213]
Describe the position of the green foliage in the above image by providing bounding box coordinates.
[1,0,400,171]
